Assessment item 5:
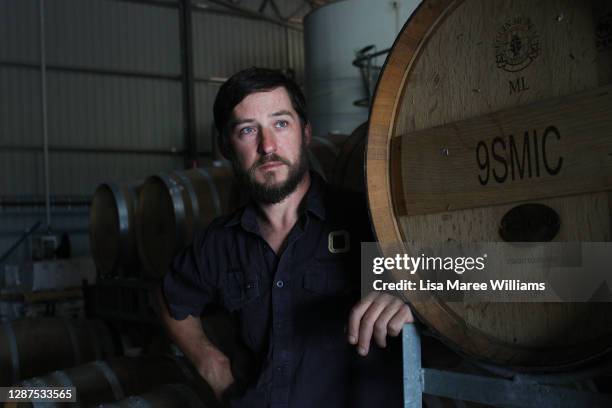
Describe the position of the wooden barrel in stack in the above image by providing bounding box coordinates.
[0,318,117,385]
[90,181,142,278]
[331,122,367,193]
[367,0,612,369]
[137,163,242,279]
[98,383,208,408]
[19,355,216,407]
[308,134,347,181]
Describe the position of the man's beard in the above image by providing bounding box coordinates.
[232,138,310,205]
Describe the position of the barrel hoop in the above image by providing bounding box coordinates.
[195,168,222,217]
[122,183,138,263]
[173,171,201,225]
[32,400,60,408]
[125,396,151,408]
[50,370,74,388]
[62,318,82,365]
[169,355,195,381]
[22,376,46,387]
[158,173,187,253]
[26,377,60,408]
[166,383,203,408]
[3,323,20,384]
[44,370,80,408]
[108,183,131,267]
[93,360,124,401]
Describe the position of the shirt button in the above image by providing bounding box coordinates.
[276,280,284,288]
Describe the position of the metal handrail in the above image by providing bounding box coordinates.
[352,46,391,107]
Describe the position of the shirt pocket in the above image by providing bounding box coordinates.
[303,258,352,296]
[222,267,261,312]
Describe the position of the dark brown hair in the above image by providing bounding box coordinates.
[213,67,308,158]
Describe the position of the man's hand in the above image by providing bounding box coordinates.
[196,344,236,402]
[347,292,413,356]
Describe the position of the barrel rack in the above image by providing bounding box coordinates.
[402,324,612,408]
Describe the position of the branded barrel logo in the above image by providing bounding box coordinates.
[495,16,540,72]
[596,13,612,51]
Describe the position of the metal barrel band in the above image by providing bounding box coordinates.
[173,171,201,225]
[50,370,74,388]
[108,183,131,266]
[62,318,83,365]
[92,360,124,401]
[158,173,187,253]
[125,395,151,408]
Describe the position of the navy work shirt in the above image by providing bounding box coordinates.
[162,172,402,408]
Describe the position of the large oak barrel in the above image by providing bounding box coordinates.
[99,383,208,408]
[0,318,117,385]
[19,355,216,407]
[367,0,612,368]
[90,181,142,277]
[137,164,241,279]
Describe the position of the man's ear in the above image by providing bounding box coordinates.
[304,122,312,146]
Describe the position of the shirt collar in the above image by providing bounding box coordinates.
[224,171,327,232]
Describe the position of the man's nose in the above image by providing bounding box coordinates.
[259,127,277,155]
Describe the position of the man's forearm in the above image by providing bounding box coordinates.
[156,288,234,396]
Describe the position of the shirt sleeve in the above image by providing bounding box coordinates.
[161,226,219,320]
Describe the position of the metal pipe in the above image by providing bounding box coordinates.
[193,76,227,84]
[0,144,200,156]
[352,48,391,67]
[1,197,92,207]
[39,0,51,231]
[179,0,198,168]
[1,60,181,82]
[192,0,302,31]
[110,0,179,9]
[0,221,42,264]
[0,228,88,239]
[0,208,90,216]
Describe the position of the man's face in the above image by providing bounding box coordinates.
[228,86,311,204]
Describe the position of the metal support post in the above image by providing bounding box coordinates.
[402,324,612,408]
[179,0,197,168]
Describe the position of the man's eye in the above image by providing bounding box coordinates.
[275,120,288,129]
[239,127,255,136]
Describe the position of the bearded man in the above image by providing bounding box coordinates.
[159,67,412,407]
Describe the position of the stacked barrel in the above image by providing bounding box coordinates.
[0,318,117,386]
[17,355,217,407]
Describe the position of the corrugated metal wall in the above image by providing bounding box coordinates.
[192,8,304,154]
[0,0,306,268]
